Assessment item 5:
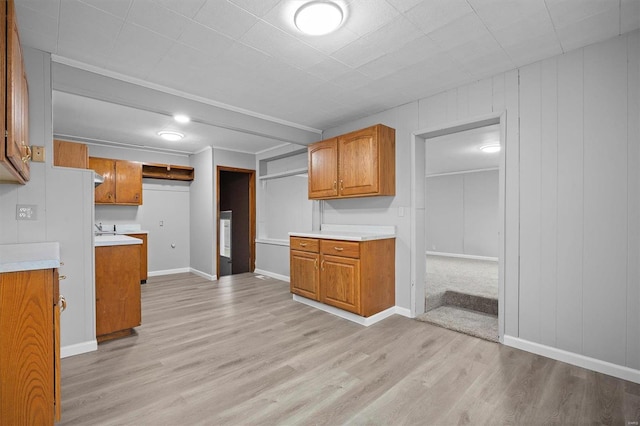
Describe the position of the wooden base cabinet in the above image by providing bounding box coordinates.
[290,236,395,317]
[95,245,141,342]
[0,268,61,424]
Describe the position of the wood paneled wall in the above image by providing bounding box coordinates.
[518,33,639,369]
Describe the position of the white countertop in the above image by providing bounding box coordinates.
[0,242,61,273]
[289,224,395,242]
[95,235,143,247]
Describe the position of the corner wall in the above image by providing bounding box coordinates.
[0,48,96,357]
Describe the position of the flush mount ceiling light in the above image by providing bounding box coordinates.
[479,144,501,153]
[173,114,190,123]
[295,1,343,36]
[158,131,184,142]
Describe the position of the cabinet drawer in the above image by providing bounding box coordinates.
[320,240,360,258]
[290,237,319,253]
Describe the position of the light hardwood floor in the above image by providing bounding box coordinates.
[60,273,640,425]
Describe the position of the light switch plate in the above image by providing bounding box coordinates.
[16,204,38,220]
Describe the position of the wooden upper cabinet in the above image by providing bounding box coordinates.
[54,140,88,168]
[308,138,338,199]
[115,160,142,204]
[307,124,395,200]
[89,157,142,205]
[0,0,30,184]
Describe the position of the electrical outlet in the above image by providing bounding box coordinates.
[16,205,37,220]
[31,146,45,162]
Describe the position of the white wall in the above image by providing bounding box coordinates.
[189,147,214,279]
[0,48,96,357]
[88,144,191,275]
[257,32,638,379]
[425,170,499,257]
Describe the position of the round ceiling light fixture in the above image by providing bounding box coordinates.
[173,114,190,123]
[295,1,343,36]
[479,143,501,153]
[158,131,184,142]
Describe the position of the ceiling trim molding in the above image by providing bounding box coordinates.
[51,54,323,135]
[54,133,192,156]
[425,167,499,178]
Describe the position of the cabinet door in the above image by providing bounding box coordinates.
[308,138,338,199]
[53,270,61,422]
[320,254,361,314]
[89,157,116,203]
[95,245,141,337]
[116,160,142,205]
[0,269,54,424]
[6,0,29,182]
[290,250,319,300]
[338,128,378,196]
[54,140,88,168]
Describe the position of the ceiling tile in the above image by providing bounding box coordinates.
[304,58,354,81]
[467,0,548,32]
[428,12,492,50]
[329,69,374,90]
[404,0,473,34]
[194,0,258,40]
[621,0,640,34]
[491,10,557,47]
[385,0,425,13]
[346,0,401,37]
[331,16,423,68]
[19,27,59,53]
[555,6,620,52]
[228,0,282,17]
[17,0,60,18]
[79,0,132,19]
[545,0,616,28]
[356,35,442,79]
[108,23,175,78]
[16,4,58,40]
[502,32,564,67]
[152,0,207,18]
[240,20,325,70]
[57,0,123,64]
[178,21,234,55]
[127,0,192,40]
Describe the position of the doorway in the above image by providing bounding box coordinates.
[410,113,506,342]
[216,167,256,277]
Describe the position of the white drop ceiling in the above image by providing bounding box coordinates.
[16,0,640,154]
[426,124,500,175]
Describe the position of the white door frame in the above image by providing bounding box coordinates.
[410,112,507,342]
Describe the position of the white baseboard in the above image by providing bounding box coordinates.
[254,268,289,283]
[148,267,190,277]
[426,251,498,262]
[503,335,640,384]
[189,268,216,281]
[61,340,97,359]
[293,295,407,326]
[394,306,413,318]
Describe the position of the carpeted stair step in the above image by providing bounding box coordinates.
[417,305,498,342]
[442,290,498,315]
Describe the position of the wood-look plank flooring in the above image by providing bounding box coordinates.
[59,273,640,425]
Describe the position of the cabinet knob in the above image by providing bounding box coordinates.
[314,258,318,270]
[333,247,344,251]
[339,180,344,191]
[321,259,325,271]
[59,295,67,313]
[333,181,337,190]
[299,242,307,247]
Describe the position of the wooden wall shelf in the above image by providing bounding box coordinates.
[142,163,194,181]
